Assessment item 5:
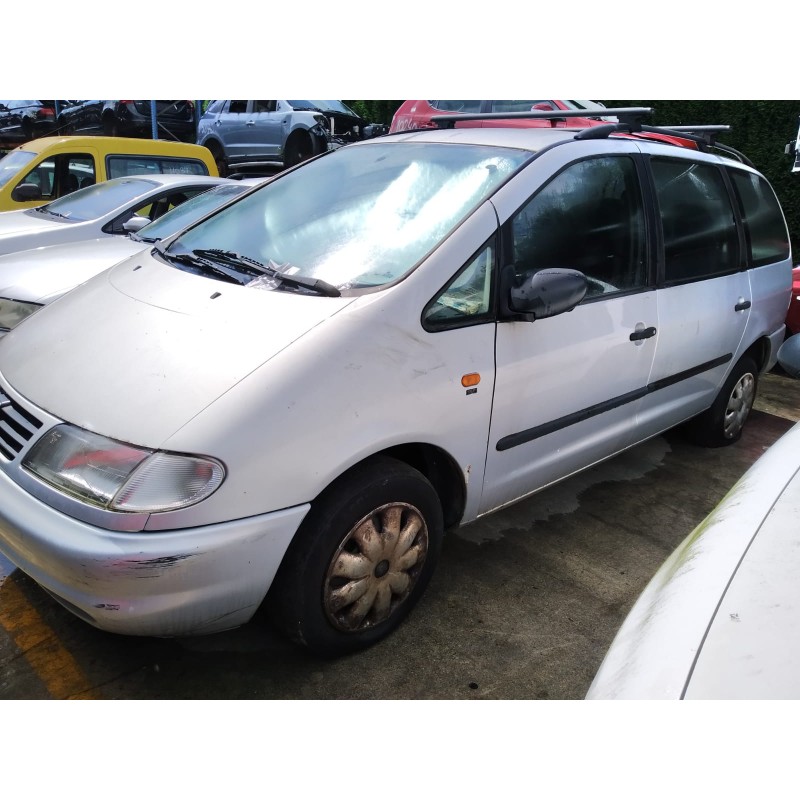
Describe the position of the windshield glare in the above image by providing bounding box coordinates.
[137,184,247,241]
[168,142,528,290]
[0,151,37,189]
[41,178,157,222]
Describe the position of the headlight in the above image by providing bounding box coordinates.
[23,425,225,513]
[0,298,43,331]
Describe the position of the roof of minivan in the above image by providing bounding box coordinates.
[378,127,578,152]
[14,136,211,156]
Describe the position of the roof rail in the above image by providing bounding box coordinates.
[575,121,753,167]
[430,107,654,129]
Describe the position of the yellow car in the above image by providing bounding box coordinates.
[0,136,218,211]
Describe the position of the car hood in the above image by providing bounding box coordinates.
[586,421,800,699]
[683,462,800,699]
[0,253,356,447]
[0,209,62,238]
[0,236,146,303]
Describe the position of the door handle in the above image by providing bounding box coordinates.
[246,120,255,126]
[735,299,752,311]
[629,326,657,342]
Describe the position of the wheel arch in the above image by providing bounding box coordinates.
[336,443,467,531]
[742,335,771,374]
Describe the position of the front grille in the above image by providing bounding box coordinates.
[0,391,43,461]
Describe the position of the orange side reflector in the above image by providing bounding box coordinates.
[461,373,481,387]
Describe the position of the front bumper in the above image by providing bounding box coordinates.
[0,466,308,636]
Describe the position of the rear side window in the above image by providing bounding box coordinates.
[729,170,790,267]
[651,158,739,283]
[107,156,207,177]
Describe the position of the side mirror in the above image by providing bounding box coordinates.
[122,216,150,233]
[10,183,43,202]
[778,335,800,378]
[502,266,587,321]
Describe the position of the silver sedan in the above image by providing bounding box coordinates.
[0,173,230,256]
[0,178,265,334]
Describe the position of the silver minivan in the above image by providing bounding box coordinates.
[0,111,791,655]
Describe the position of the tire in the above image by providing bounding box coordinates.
[284,132,314,168]
[205,141,228,177]
[268,456,444,656]
[687,356,758,447]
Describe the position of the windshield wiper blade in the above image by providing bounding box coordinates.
[154,245,247,285]
[194,249,341,297]
[35,206,69,219]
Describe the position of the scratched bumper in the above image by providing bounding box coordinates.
[0,467,309,636]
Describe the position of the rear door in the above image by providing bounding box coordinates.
[480,143,657,515]
[635,154,751,436]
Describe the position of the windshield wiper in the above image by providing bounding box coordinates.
[154,244,247,285]
[34,206,70,220]
[193,249,341,297]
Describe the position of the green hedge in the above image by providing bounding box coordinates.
[350,100,800,259]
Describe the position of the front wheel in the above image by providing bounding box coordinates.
[267,457,444,656]
[687,355,758,447]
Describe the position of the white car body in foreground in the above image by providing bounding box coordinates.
[0,179,265,333]
[0,174,229,256]
[587,416,800,699]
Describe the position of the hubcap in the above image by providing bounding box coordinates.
[724,372,755,438]
[324,502,428,633]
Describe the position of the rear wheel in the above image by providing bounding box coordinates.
[268,457,444,656]
[284,131,315,168]
[687,356,758,447]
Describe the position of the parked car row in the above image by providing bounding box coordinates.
[0,177,264,335]
[0,106,792,669]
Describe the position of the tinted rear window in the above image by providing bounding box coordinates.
[729,170,790,267]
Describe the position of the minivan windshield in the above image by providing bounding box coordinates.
[167,142,529,291]
[0,151,36,189]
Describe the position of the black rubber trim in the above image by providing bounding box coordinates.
[496,353,733,451]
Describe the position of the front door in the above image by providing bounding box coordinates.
[480,148,657,515]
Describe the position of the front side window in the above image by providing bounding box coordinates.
[509,156,647,298]
[729,170,790,267]
[166,141,530,291]
[16,153,96,200]
[651,158,739,282]
[0,150,36,189]
[423,239,495,329]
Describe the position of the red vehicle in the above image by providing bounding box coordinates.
[389,100,615,133]
[786,265,800,336]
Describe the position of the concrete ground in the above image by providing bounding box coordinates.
[0,371,798,700]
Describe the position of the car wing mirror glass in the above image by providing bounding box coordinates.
[11,183,43,202]
[502,265,587,321]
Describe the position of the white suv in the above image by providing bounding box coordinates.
[0,109,791,655]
